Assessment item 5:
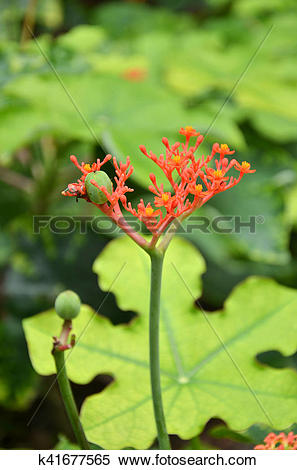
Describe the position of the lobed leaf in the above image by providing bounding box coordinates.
[23,237,297,449]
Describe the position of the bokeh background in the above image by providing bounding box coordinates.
[0,0,297,449]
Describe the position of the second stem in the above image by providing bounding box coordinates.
[53,349,90,450]
[149,250,171,450]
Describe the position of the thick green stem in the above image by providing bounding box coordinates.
[149,251,171,450]
[53,350,90,450]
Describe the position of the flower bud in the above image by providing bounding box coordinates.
[55,290,81,320]
[85,171,112,204]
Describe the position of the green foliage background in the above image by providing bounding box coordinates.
[0,0,297,450]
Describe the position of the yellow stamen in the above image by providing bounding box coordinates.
[185,126,194,132]
[172,154,181,163]
[195,184,203,193]
[162,193,170,203]
[145,207,154,216]
[241,161,250,170]
[84,163,91,171]
[220,144,229,151]
[213,169,223,178]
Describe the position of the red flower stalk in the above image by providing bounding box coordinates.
[62,126,255,249]
[254,432,297,450]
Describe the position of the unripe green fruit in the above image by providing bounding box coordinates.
[55,290,81,320]
[85,171,113,204]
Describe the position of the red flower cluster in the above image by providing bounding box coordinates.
[62,126,255,248]
[254,432,297,450]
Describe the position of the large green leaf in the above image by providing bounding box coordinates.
[23,237,297,449]
[93,236,205,316]
[3,73,186,187]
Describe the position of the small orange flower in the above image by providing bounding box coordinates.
[234,160,256,174]
[122,67,147,82]
[213,169,224,179]
[172,155,180,164]
[212,142,235,157]
[166,152,189,171]
[179,126,200,139]
[154,192,176,210]
[221,144,229,151]
[137,201,161,220]
[194,184,203,194]
[146,208,154,216]
[189,184,207,198]
[206,168,228,184]
[255,432,297,450]
[155,192,170,204]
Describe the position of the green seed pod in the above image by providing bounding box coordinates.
[55,290,81,320]
[85,171,113,204]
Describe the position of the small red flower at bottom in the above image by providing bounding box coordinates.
[254,432,297,450]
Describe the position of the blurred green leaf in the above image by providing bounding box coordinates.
[209,425,252,444]
[91,2,194,38]
[56,25,106,53]
[54,434,79,450]
[233,0,296,19]
[0,317,37,410]
[37,0,63,29]
[0,104,46,156]
[285,184,297,228]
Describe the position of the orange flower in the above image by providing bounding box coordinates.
[136,201,161,224]
[189,184,208,198]
[122,67,147,82]
[234,160,256,174]
[255,432,297,450]
[179,126,200,139]
[154,192,176,211]
[212,142,235,157]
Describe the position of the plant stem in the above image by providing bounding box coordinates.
[158,216,184,253]
[149,251,171,449]
[53,349,90,450]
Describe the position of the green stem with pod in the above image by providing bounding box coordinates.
[53,291,90,450]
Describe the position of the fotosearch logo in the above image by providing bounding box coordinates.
[33,215,265,235]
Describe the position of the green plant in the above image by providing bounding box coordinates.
[24,127,296,451]
[1,0,296,451]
